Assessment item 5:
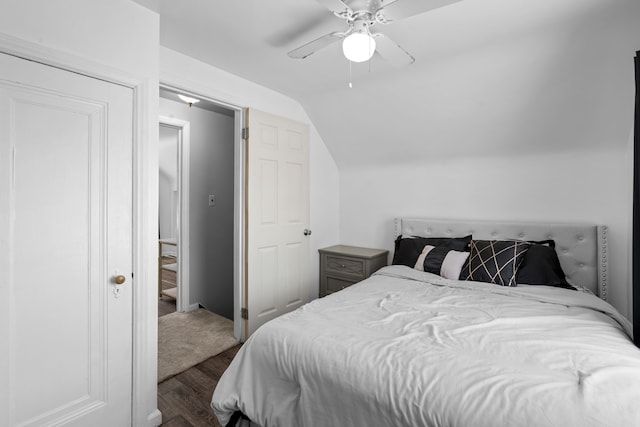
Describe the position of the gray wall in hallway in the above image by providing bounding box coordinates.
[160,97,235,319]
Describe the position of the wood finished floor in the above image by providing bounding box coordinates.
[159,255,177,316]
[158,343,242,427]
[159,295,178,317]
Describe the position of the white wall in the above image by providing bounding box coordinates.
[0,0,157,79]
[160,97,236,318]
[340,146,632,317]
[160,47,341,300]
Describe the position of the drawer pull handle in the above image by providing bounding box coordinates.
[341,264,346,268]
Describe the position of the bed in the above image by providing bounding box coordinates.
[211,218,640,427]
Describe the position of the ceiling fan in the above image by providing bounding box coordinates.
[287,0,462,66]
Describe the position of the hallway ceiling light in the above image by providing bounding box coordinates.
[178,94,200,107]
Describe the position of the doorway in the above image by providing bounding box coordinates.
[156,86,244,387]
[157,86,246,340]
[158,87,238,319]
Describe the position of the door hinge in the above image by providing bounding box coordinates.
[242,127,249,140]
[241,307,248,319]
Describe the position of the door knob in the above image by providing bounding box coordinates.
[114,275,126,285]
[303,229,312,236]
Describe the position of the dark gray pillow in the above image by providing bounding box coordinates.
[516,240,573,289]
[460,240,530,287]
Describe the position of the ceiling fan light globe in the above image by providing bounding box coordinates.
[342,33,376,62]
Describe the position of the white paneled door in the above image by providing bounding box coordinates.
[246,109,310,337]
[0,53,133,426]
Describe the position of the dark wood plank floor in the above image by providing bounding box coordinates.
[159,295,177,317]
[159,255,177,317]
[158,344,242,426]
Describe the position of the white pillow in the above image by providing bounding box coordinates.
[439,250,470,280]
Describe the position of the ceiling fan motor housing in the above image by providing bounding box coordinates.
[351,18,372,34]
[342,0,384,26]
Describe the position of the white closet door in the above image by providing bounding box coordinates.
[0,53,133,426]
[246,109,310,337]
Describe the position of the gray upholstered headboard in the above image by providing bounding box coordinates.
[394,218,609,300]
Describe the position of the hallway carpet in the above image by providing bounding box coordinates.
[158,308,238,382]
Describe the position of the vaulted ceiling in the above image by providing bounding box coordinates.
[134,0,640,168]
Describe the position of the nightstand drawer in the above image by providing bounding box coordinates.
[325,256,365,278]
[326,276,356,294]
[319,245,389,298]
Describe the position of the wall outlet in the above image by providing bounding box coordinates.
[208,195,215,207]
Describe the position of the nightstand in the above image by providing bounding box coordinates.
[319,245,389,297]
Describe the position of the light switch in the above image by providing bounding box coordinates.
[208,195,215,207]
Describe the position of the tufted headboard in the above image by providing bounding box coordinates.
[394,218,609,300]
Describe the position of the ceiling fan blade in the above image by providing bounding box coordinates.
[315,0,352,14]
[379,0,462,22]
[266,13,335,47]
[287,32,345,59]
[374,34,415,66]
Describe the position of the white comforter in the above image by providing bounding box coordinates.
[212,266,640,427]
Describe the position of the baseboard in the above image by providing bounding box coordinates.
[147,409,162,426]
[185,303,200,312]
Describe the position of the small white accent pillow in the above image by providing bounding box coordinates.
[439,250,470,280]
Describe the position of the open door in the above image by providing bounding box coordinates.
[245,109,310,337]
